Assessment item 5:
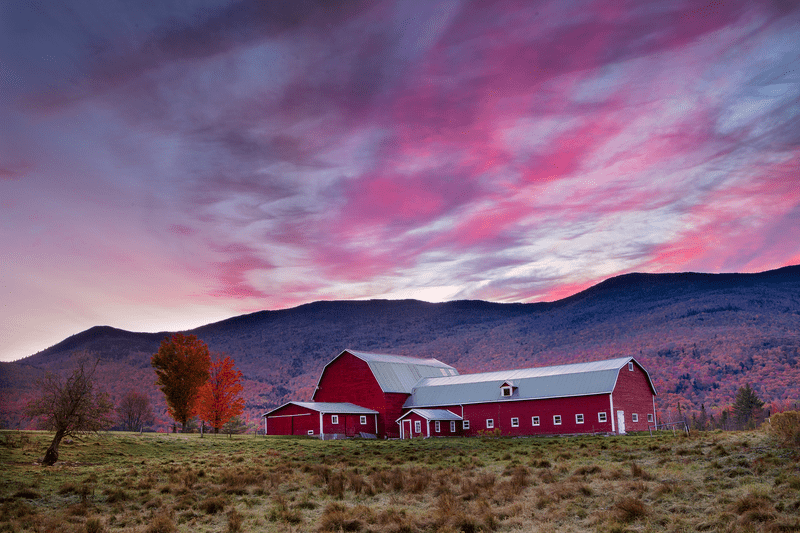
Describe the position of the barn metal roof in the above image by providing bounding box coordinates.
[404,356,651,408]
[397,408,463,422]
[345,349,459,393]
[263,401,378,417]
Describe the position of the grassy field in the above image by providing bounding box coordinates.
[1,429,799,533]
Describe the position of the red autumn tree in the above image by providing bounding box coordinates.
[151,333,211,432]
[195,355,245,434]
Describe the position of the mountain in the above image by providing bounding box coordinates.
[2,265,799,429]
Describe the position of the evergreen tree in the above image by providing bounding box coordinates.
[733,383,764,429]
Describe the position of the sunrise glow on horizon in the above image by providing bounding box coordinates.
[2,0,799,362]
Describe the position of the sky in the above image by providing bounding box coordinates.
[1,0,799,362]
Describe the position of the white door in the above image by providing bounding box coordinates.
[616,411,626,435]
[402,420,413,439]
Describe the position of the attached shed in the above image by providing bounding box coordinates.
[403,357,656,436]
[397,408,463,439]
[312,349,458,438]
[262,402,379,438]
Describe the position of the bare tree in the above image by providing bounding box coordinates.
[117,389,155,432]
[25,357,114,466]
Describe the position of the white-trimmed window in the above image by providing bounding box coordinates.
[553,415,562,425]
[647,413,654,423]
[576,414,584,424]
[450,421,456,432]
[501,386,512,397]
[414,420,421,433]
[331,415,339,425]
[628,362,634,371]
[598,412,607,423]
[486,419,494,429]
[632,413,638,423]
[307,430,314,435]
[435,421,441,433]
[511,417,519,427]
[532,416,540,426]
[360,415,367,425]
[463,420,470,430]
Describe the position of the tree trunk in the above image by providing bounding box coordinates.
[42,429,65,466]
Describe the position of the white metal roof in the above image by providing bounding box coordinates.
[404,356,655,408]
[263,401,378,418]
[397,408,463,422]
[341,349,459,393]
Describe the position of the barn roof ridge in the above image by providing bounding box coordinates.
[416,356,634,386]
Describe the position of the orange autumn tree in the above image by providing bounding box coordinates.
[151,333,211,432]
[196,355,245,434]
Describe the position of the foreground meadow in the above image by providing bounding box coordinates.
[1,429,799,533]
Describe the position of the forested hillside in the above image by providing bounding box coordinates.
[2,265,798,430]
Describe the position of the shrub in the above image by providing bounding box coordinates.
[144,513,176,533]
[630,462,653,480]
[226,508,243,533]
[613,497,649,522]
[103,488,127,503]
[765,412,800,448]
[317,502,367,532]
[13,488,41,500]
[199,496,226,514]
[85,517,103,533]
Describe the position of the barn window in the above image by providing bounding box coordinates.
[532,416,540,426]
[486,419,494,429]
[360,415,367,425]
[435,421,441,433]
[598,412,607,423]
[576,414,584,424]
[331,415,339,425]
[307,430,314,435]
[553,415,562,425]
[414,420,422,433]
[511,417,519,427]
[628,362,634,371]
[501,386,512,397]
[463,420,470,430]
[632,413,638,423]
[450,421,456,432]
[647,413,654,423]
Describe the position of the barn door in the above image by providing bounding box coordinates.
[345,415,357,437]
[402,420,412,439]
[616,411,626,435]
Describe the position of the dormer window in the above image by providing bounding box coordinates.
[500,381,514,397]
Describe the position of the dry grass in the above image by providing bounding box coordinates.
[1,429,799,532]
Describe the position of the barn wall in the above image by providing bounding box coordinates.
[312,351,402,438]
[323,413,377,436]
[265,404,319,436]
[432,394,615,436]
[612,362,656,432]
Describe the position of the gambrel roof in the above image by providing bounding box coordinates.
[404,356,656,408]
[324,349,459,394]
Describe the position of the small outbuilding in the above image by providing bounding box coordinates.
[262,401,378,439]
[397,408,464,439]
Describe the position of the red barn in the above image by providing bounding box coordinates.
[263,350,657,439]
[402,357,657,437]
[311,350,458,438]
